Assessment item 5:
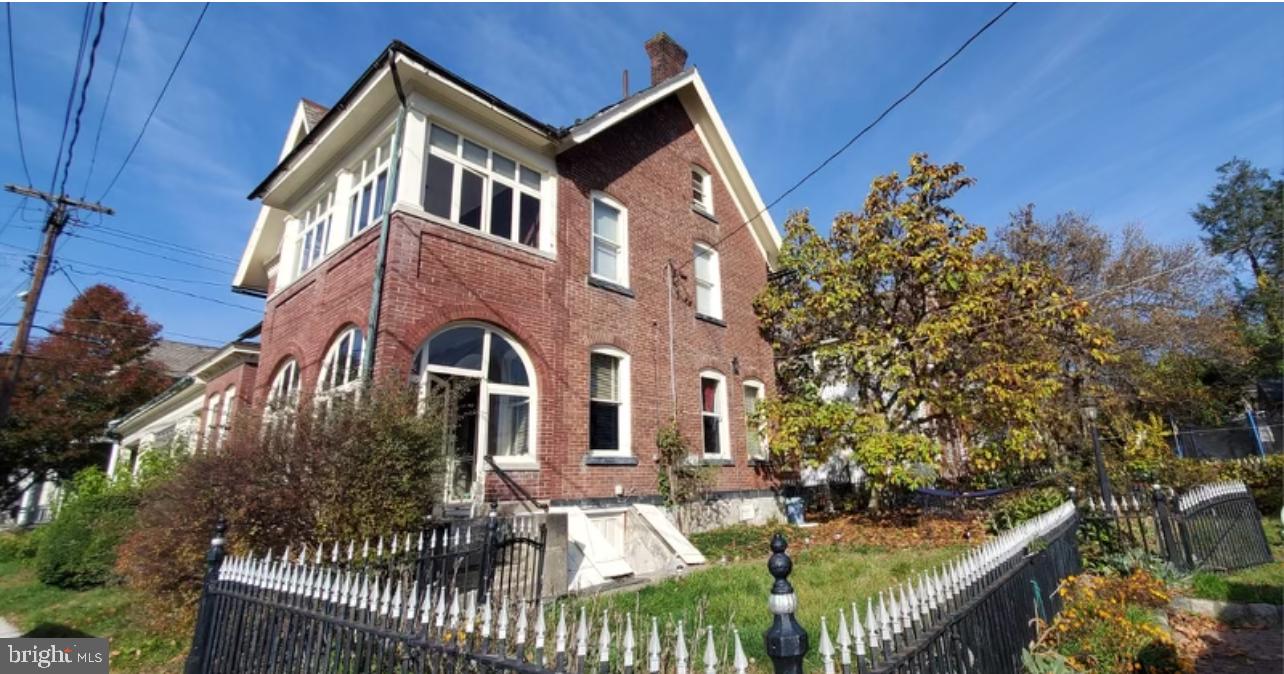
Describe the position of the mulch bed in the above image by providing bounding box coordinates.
[1169,611,1284,674]
[699,509,986,560]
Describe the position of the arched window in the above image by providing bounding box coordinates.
[411,324,536,500]
[317,326,364,400]
[218,386,237,449]
[267,358,301,412]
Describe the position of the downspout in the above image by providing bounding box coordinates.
[362,49,408,381]
[666,260,677,420]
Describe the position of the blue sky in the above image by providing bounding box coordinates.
[2,3,1281,348]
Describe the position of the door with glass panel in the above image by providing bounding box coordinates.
[412,325,536,506]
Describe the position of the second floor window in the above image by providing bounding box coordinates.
[423,124,542,249]
[693,243,722,319]
[318,326,364,400]
[296,188,334,275]
[348,135,393,238]
[591,194,627,286]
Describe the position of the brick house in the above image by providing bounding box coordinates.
[118,35,786,585]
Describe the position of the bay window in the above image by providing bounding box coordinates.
[347,134,393,238]
[295,188,335,276]
[589,348,630,455]
[422,123,543,249]
[694,243,722,319]
[590,194,627,286]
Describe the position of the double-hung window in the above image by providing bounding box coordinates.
[347,135,393,238]
[693,243,722,319]
[589,349,630,455]
[218,386,236,449]
[590,194,627,286]
[423,124,543,249]
[296,188,334,276]
[203,394,222,450]
[691,166,713,214]
[743,380,766,460]
[700,371,730,459]
[317,326,364,404]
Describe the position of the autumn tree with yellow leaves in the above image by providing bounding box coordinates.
[754,155,1110,496]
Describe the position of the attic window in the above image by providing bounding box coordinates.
[691,166,713,215]
[422,123,544,250]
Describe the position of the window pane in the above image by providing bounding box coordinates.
[373,171,387,219]
[694,247,712,279]
[589,353,618,401]
[701,378,718,413]
[332,338,350,388]
[519,194,540,247]
[703,416,720,455]
[745,386,762,457]
[490,183,513,239]
[425,155,454,218]
[592,240,618,281]
[347,194,358,237]
[590,401,619,451]
[429,125,458,153]
[359,183,372,231]
[462,139,488,166]
[592,200,619,242]
[487,335,529,386]
[347,331,364,382]
[460,170,484,229]
[488,394,530,456]
[427,326,484,370]
[696,282,713,315]
[493,154,516,179]
[519,166,540,189]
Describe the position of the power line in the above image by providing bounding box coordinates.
[49,3,93,197]
[4,4,32,186]
[62,266,260,314]
[59,232,235,273]
[678,2,1017,273]
[97,2,209,200]
[82,2,133,198]
[89,223,239,263]
[32,309,231,345]
[0,247,228,286]
[58,2,108,198]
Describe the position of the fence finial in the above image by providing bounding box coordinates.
[763,533,809,674]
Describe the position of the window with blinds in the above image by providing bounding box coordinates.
[589,351,623,453]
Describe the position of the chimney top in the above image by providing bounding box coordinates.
[644,33,688,87]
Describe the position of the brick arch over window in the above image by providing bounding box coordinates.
[394,304,554,390]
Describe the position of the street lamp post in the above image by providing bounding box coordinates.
[1082,402,1115,510]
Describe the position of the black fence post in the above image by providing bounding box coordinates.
[1152,484,1185,570]
[764,533,808,674]
[480,501,499,598]
[183,517,227,674]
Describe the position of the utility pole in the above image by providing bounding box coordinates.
[0,184,113,425]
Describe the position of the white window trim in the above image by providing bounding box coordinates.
[692,165,713,215]
[295,186,335,278]
[266,358,301,415]
[346,133,394,240]
[316,326,365,404]
[588,346,631,456]
[218,386,236,450]
[423,122,547,251]
[742,379,767,461]
[693,242,723,320]
[699,369,731,461]
[203,393,222,450]
[411,322,539,472]
[589,192,629,288]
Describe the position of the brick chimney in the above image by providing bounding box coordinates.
[644,33,688,86]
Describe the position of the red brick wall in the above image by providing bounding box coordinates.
[251,93,778,501]
[198,361,259,448]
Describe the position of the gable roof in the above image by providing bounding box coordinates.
[301,98,329,130]
[148,340,219,378]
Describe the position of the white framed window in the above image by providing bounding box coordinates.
[203,393,222,450]
[691,165,713,214]
[589,348,630,455]
[410,324,538,484]
[423,123,543,249]
[699,370,730,459]
[347,134,394,239]
[590,193,628,287]
[217,386,237,449]
[317,326,365,402]
[743,380,767,460]
[693,242,722,319]
[266,358,302,413]
[295,187,335,276]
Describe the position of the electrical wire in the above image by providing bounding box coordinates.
[58,232,236,273]
[97,2,209,200]
[49,3,93,197]
[58,2,108,198]
[5,3,33,186]
[61,266,259,314]
[89,224,239,263]
[32,309,229,345]
[676,2,1018,273]
[82,2,133,198]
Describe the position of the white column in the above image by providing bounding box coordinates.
[278,216,301,286]
[396,104,427,211]
[332,169,355,252]
[106,440,122,479]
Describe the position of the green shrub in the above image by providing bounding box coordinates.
[35,468,139,588]
[0,527,44,562]
[987,487,1065,534]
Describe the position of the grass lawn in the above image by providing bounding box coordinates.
[0,560,189,673]
[1179,516,1284,606]
[567,517,974,670]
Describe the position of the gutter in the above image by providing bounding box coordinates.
[361,50,408,381]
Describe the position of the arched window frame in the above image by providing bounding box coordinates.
[266,358,302,414]
[203,392,223,451]
[410,322,538,471]
[742,379,767,461]
[317,326,365,404]
[698,369,731,461]
[588,346,631,457]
